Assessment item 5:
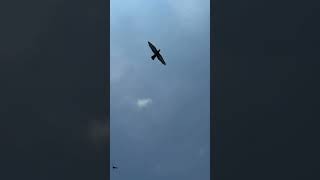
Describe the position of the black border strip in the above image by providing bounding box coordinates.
[211,0,223,179]
[104,0,110,179]
[103,0,110,179]
[211,0,216,178]
[211,0,219,179]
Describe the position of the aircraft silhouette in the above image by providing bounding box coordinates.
[148,41,166,65]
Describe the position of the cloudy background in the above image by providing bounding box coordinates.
[110,0,210,179]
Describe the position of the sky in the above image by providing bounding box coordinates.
[110,0,210,179]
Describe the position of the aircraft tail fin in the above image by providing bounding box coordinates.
[151,54,156,60]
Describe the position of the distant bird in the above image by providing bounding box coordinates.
[148,41,166,65]
[112,163,118,169]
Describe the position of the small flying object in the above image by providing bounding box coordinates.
[112,163,118,169]
[148,41,166,65]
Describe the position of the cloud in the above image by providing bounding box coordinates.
[136,98,153,108]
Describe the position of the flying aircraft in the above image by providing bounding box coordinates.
[148,41,166,65]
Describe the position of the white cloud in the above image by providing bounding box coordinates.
[136,98,153,108]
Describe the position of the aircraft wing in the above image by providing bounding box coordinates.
[148,41,158,53]
[157,54,166,65]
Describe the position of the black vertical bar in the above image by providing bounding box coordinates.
[210,0,216,178]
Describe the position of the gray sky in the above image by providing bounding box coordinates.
[110,0,210,179]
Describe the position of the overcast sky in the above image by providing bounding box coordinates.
[110,0,210,179]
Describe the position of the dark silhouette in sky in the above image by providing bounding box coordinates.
[112,163,118,169]
[148,41,166,65]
